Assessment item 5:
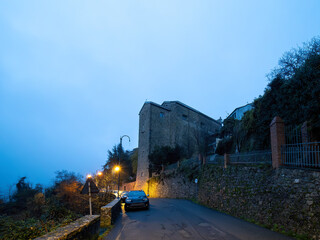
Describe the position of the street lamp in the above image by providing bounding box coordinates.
[118,135,130,198]
[114,165,121,198]
[96,171,104,192]
[86,174,93,215]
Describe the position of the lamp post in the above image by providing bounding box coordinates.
[97,171,104,192]
[114,166,120,198]
[86,174,93,215]
[118,135,130,198]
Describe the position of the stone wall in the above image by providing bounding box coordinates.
[148,163,320,239]
[147,174,197,199]
[199,165,320,239]
[35,215,100,240]
[122,181,136,191]
[100,199,121,228]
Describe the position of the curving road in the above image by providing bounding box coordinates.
[104,198,292,240]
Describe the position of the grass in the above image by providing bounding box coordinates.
[98,225,114,240]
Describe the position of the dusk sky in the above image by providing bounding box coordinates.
[1,1,320,197]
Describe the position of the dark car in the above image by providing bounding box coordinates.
[120,191,129,203]
[124,190,149,211]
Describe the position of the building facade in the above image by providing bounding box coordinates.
[135,101,221,190]
[227,103,253,120]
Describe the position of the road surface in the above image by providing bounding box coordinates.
[104,198,292,240]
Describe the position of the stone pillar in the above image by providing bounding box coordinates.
[224,153,230,168]
[301,121,308,143]
[270,116,285,169]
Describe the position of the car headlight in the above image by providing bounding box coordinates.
[126,199,132,203]
[143,198,148,201]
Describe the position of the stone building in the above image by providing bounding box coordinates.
[135,101,221,190]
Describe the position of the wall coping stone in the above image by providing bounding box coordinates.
[101,198,120,210]
[270,116,284,127]
[35,215,100,240]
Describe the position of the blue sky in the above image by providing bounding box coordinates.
[1,0,320,196]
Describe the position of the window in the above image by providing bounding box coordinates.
[160,112,164,118]
[182,114,187,120]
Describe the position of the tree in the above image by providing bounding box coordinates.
[11,177,41,211]
[148,145,183,174]
[130,148,138,177]
[50,170,85,215]
[239,36,320,149]
[193,127,211,163]
[103,144,133,184]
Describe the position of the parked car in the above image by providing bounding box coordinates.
[120,191,129,203]
[124,190,149,211]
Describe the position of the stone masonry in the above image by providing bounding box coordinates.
[147,162,320,239]
[135,101,221,190]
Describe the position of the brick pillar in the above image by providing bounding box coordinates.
[301,121,308,143]
[270,116,285,169]
[203,156,206,165]
[224,153,230,168]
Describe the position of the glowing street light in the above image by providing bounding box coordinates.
[97,171,103,176]
[114,165,121,198]
[86,174,92,179]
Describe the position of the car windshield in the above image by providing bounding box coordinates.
[128,191,146,197]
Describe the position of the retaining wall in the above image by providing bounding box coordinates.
[35,215,100,240]
[100,198,121,228]
[148,164,320,239]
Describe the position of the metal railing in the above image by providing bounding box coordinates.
[281,142,320,169]
[207,150,272,165]
[229,150,272,164]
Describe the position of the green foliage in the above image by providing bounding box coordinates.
[250,37,320,146]
[215,137,233,155]
[0,216,45,240]
[149,145,184,174]
[0,171,114,239]
[218,118,249,153]
[0,214,77,240]
[130,148,138,176]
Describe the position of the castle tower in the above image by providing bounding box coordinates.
[135,101,221,191]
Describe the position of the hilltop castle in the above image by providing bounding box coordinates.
[135,101,221,190]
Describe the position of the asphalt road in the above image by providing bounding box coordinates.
[104,198,293,240]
